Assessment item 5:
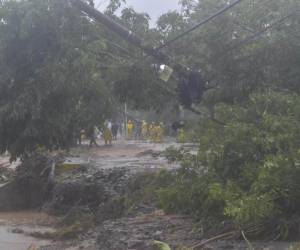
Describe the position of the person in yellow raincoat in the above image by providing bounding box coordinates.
[127,120,133,139]
[154,123,164,143]
[155,122,164,143]
[178,128,186,143]
[103,126,112,145]
[148,122,155,141]
[141,120,148,140]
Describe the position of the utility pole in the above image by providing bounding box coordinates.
[70,0,185,74]
[124,102,127,138]
[71,0,215,115]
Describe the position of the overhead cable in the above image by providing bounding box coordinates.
[222,10,300,57]
[155,0,244,51]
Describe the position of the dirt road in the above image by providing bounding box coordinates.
[66,139,180,171]
[0,141,296,250]
[0,140,179,250]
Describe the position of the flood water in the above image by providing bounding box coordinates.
[0,211,53,250]
[0,227,50,250]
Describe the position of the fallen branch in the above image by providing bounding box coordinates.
[241,230,254,250]
[190,222,267,250]
[190,230,239,249]
[27,244,38,250]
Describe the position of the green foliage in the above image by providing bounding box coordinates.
[1,0,300,241]
[124,169,174,210]
[0,0,179,159]
[30,211,95,239]
[112,63,175,110]
[157,0,300,108]
[157,91,300,239]
[0,0,115,159]
[153,240,171,250]
[105,0,126,15]
[163,146,189,162]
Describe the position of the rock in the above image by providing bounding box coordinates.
[11,228,25,234]
[136,150,161,158]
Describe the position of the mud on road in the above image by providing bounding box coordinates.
[0,140,297,250]
[0,140,183,250]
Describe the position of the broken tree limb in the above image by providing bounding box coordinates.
[191,230,240,249]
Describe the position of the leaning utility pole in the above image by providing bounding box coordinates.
[70,0,215,112]
[71,0,185,73]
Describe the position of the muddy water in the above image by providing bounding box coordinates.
[0,141,194,250]
[0,227,51,250]
[0,211,54,250]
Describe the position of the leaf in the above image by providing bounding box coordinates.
[153,240,172,250]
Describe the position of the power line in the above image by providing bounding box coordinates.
[220,10,300,57]
[158,0,275,56]
[200,2,279,46]
[155,0,245,51]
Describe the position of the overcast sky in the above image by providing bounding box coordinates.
[95,0,180,25]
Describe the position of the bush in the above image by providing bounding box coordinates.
[157,91,300,239]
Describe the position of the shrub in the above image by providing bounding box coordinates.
[157,91,300,239]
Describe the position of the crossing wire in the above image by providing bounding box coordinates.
[155,0,244,51]
[218,9,300,58]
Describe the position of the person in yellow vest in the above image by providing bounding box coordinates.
[101,122,112,146]
[103,126,112,146]
[155,122,164,143]
[127,120,133,139]
[148,122,155,141]
[178,128,186,143]
[141,120,148,140]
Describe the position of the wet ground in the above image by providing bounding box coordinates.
[0,211,54,250]
[67,139,180,171]
[0,140,298,249]
[209,240,295,250]
[0,140,179,250]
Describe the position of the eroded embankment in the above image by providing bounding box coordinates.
[0,142,297,250]
[0,143,188,249]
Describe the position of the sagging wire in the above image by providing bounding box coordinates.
[155,0,245,52]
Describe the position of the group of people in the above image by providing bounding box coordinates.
[82,119,167,147]
[126,120,164,142]
[87,121,122,147]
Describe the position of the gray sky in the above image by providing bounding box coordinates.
[95,0,180,25]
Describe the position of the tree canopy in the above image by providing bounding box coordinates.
[1,2,300,235]
[152,0,300,238]
[0,0,115,158]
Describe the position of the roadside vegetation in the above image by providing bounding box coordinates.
[158,92,300,239]
[1,0,300,245]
